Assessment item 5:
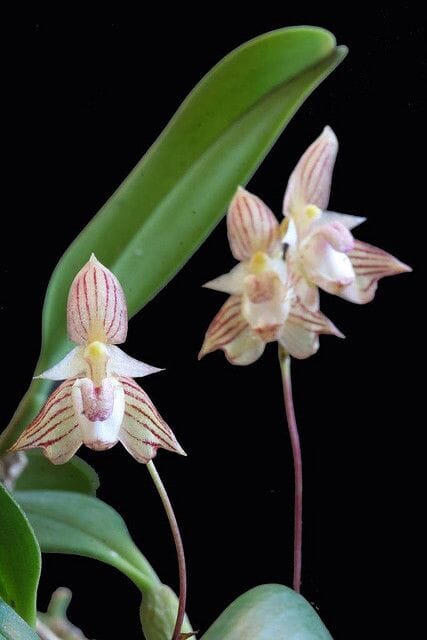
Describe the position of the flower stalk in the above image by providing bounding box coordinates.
[279,347,303,593]
[146,461,187,640]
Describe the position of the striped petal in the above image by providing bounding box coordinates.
[227,187,280,261]
[198,295,265,365]
[280,296,343,359]
[341,240,412,303]
[67,254,128,345]
[219,326,265,365]
[198,295,248,359]
[283,126,338,220]
[289,296,344,338]
[9,379,82,464]
[119,377,185,463]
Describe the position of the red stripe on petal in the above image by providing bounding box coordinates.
[67,255,128,344]
[289,296,343,337]
[124,412,174,449]
[227,188,279,260]
[26,403,73,439]
[103,270,110,332]
[199,295,249,358]
[23,414,76,447]
[9,380,81,464]
[284,127,338,216]
[119,377,185,460]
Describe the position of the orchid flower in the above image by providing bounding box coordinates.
[199,187,342,364]
[10,255,185,465]
[283,126,411,307]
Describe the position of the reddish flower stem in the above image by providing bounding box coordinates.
[279,348,303,592]
[147,460,187,640]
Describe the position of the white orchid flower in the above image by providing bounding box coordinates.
[10,255,185,464]
[199,187,342,364]
[283,126,411,307]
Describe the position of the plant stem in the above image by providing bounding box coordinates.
[147,460,187,640]
[279,347,303,593]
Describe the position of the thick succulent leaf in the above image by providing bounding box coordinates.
[13,451,99,495]
[0,485,41,627]
[15,490,159,594]
[201,584,332,640]
[0,599,39,640]
[0,27,346,451]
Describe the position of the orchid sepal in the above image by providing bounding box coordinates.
[341,239,412,303]
[67,254,128,345]
[10,255,184,465]
[279,295,344,359]
[9,379,82,464]
[227,186,281,261]
[119,377,186,462]
[283,126,338,225]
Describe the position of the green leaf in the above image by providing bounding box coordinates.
[0,485,40,627]
[0,26,346,451]
[15,490,159,594]
[139,584,194,640]
[201,584,332,640]
[14,451,99,495]
[0,599,39,640]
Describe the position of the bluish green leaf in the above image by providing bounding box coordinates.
[201,584,332,640]
[0,485,40,627]
[0,27,347,451]
[14,451,99,495]
[0,599,38,640]
[15,490,158,594]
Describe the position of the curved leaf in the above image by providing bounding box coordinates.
[0,485,40,627]
[14,451,99,495]
[201,584,332,639]
[1,27,346,451]
[15,490,159,594]
[139,584,194,640]
[0,599,38,640]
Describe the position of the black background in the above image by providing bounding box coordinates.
[2,7,422,639]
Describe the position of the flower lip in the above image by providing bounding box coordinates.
[254,324,283,342]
